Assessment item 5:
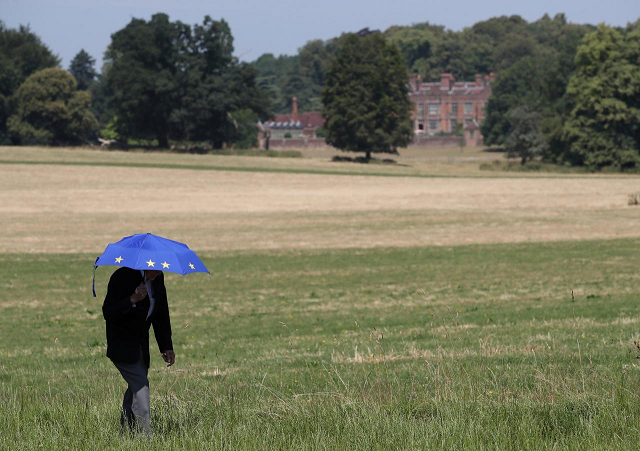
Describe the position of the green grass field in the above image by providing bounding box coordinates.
[2,147,640,449]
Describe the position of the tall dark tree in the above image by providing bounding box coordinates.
[106,14,269,148]
[179,16,269,148]
[322,32,413,160]
[68,49,96,90]
[105,13,189,147]
[0,22,59,142]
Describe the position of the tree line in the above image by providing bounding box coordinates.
[0,13,639,169]
[254,14,593,115]
[256,14,640,170]
[0,15,269,149]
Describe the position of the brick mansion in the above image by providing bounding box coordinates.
[260,72,494,148]
[409,72,493,146]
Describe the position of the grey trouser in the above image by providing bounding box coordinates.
[112,349,151,436]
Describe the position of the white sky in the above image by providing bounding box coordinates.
[1,0,639,71]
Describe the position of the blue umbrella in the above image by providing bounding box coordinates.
[93,233,210,297]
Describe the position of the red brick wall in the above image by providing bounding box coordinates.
[263,136,474,149]
[410,135,463,147]
[262,138,330,149]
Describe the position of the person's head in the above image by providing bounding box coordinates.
[144,270,162,281]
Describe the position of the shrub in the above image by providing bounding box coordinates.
[315,127,328,138]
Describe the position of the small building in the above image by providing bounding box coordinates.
[262,97,325,139]
[409,72,493,146]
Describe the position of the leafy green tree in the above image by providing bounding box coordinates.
[252,53,298,113]
[471,15,528,41]
[100,115,119,140]
[493,34,538,71]
[481,17,593,148]
[68,49,96,90]
[0,22,59,142]
[405,16,528,80]
[7,68,98,145]
[252,37,342,114]
[481,56,549,145]
[322,32,413,160]
[384,26,433,72]
[558,23,640,169]
[280,63,320,113]
[504,107,546,164]
[105,13,188,147]
[179,17,269,148]
[424,31,483,79]
[299,39,330,86]
[89,72,113,127]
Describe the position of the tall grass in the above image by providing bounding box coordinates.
[2,239,640,448]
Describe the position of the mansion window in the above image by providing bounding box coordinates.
[428,103,440,115]
[417,102,424,116]
[451,102,458,116]
[428,120,439,131]
[464,102,473,115]
[417,119,424,131]
[450,119,458,132]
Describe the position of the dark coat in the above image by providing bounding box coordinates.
[102,267,173,368]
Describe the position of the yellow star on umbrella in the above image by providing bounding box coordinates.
[146,259,155,268]
[188,262,195,270]
[161,261,170,269]
[115,256,123,263]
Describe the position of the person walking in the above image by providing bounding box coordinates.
[102,267,175,436]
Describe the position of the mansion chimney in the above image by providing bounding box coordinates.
[475,73,483,86]
[291,97,299,122]
[440,73,454,90]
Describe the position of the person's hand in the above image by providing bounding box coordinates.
[130,283,148,304]
[162,350,175,367]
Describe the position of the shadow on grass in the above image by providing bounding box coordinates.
[332,155,409,166]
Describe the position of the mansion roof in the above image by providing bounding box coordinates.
[409,73,493,99]
[267,111,324,130]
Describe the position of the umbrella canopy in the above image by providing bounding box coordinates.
[93,233,210,296]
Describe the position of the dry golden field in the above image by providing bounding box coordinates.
[1,146,639,254]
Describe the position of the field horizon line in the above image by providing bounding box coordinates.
[2,236,639,258]
[2,159,639,180]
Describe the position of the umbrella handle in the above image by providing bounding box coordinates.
[92,257,99,298]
